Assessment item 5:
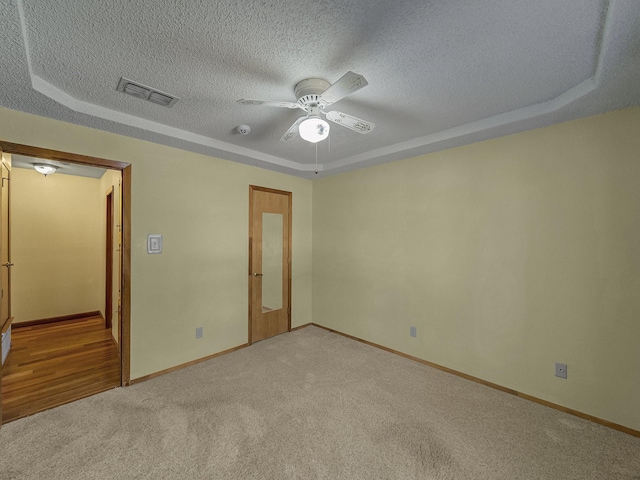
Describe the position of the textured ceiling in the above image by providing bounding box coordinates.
[1,0,639,179]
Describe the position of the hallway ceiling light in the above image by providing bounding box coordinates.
[34,164,57,176]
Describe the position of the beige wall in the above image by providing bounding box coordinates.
[3,105,638,432]
[313,107,640,431]
[0,107,313,380]
[11,168,104,322]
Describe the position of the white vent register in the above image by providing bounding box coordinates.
[117,78,179,107]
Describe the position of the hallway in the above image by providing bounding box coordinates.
[2,314,120,423]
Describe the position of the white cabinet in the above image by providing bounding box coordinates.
[1,323,10,365]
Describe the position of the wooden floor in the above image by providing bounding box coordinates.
[2,315,121,423]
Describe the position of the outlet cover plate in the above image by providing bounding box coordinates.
[196,327,203,339]
[555,362,567,379]
[410,326,417,338]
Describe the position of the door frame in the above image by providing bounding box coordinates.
[248,185,292,345]
[0,140,132,389]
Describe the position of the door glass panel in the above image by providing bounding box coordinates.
[262,213,282,312]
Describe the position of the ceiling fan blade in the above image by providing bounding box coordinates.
[237,99,299,108]
[319,71,368,105]
[280,117,305,141]
[325,111,375,134]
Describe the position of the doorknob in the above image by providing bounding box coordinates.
[2,262,13,267]
[253,272,263,277]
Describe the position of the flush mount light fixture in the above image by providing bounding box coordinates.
[34,164,57,177]
[299,116,330,143]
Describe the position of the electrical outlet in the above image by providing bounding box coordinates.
[196,327,203,339]
[410,326,417,338]
[555,362,567,379]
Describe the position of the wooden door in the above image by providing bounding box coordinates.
[0,150,11,428]
[105,189,113,329]
[1,160,10,327]
[249,186,292,343]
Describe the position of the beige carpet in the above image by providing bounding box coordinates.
[1,326,639,479]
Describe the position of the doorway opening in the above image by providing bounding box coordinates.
[0,140,131,426]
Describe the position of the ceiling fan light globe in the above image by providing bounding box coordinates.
[299,117,330,143]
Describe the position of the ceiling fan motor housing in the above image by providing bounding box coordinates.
[295,78,331,108]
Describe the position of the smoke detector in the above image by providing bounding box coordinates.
[237,125,251,135]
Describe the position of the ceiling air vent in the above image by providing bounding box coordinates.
[116,77,179,107]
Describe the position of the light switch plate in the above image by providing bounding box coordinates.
[147,234,162,254]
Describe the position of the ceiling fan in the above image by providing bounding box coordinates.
[237,71,375,143]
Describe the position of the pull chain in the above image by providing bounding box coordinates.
[315,142,318,175]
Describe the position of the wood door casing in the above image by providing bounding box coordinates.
[249,186,292,344]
